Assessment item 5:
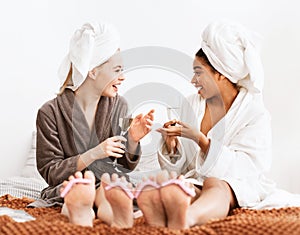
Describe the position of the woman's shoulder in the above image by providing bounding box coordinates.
[37,96,59,118]
[240,88,270,121]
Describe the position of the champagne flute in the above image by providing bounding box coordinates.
[111,116,133,168]
[166,107,181,162]
[166,107,180,125]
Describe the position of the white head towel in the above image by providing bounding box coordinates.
[58,21,120,91]
[201,20,264,93]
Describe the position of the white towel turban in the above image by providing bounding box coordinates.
[201,20,264,93]
[58,21,120,91]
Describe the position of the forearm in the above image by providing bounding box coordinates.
[197,133,210,154]
[124,131,141,161]
[125,140,141,167]
[77,149,97,171]
[126,138,138,156]
[77,142,114,170]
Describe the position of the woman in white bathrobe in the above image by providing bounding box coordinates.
[136,20,276,229]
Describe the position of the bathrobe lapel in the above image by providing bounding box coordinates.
[56,89,117,154]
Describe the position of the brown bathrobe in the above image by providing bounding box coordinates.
[30,89,140,207]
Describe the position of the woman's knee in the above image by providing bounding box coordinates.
[203,178,232,198]
[203,177,227,189]
[203,177,237,208]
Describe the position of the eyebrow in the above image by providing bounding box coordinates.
[113,65,122,69]
[193,66,202,70]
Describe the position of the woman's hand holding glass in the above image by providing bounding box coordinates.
[160,120,180,157]
[80,136,127,169]
[90,136,127,160]
[157,120,210,153]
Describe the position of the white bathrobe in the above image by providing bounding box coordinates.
[158,88,278,208]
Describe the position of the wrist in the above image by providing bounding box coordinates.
[79,151,94,168]
[89,147,105,160]
[198,134,210,153]
[126,137,138,154]
[128,129,139,144]
[192,132,201,145]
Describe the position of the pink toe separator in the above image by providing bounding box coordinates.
[60,178,92,198]
[105,180,135,200]
[161,179,196,197]
[134,180,160,199]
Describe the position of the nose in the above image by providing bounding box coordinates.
[191,74,198,85]
[118,75,125,81]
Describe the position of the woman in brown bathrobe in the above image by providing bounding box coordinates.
[30,22,154,208]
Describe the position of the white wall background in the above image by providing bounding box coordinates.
[0,0,299,193]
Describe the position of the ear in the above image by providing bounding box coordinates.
[217,73,226,81]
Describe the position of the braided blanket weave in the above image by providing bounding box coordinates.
[1,194,300,235]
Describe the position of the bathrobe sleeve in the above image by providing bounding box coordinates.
[36,107,80,187]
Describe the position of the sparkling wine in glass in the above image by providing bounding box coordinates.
[166,107,180,124]
[111,116,133,168]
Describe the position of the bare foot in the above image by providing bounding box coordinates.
[61,171,96,227]
[95,183,114,226]
[158,171,193,229]
[136,176,166,227]
[100,173,134,228]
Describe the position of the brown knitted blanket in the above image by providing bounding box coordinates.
[1,194,300,235]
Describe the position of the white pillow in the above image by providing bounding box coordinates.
[0,132,48,199]
[0,176,47,199]
[20,131,45,182]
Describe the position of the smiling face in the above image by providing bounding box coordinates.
[89,50,125,97]
[191,56,221,99]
